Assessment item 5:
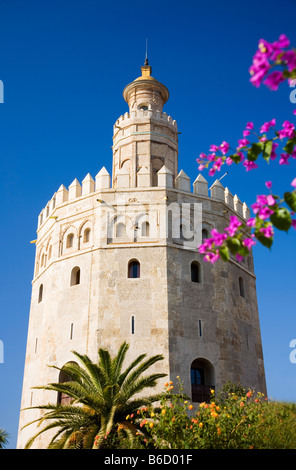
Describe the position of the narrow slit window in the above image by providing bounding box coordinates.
[199,320,202,337]
[70,323,73,340]
[38,284,43,303]
[239,277,245,298]
[131,316,135,334]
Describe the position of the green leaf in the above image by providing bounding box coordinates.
[219,245,230,262]
[255,232,273,249]
[262,140,273,162]
[283,137,296,154]
[230,153,243,164]
[226,237,241,255]
[270,207,292,231]
[284,192,296,212]
[247,142,263,162]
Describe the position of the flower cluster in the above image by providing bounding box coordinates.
[197,178,296,264]
[249,34,296,90]
[196,119,296,179]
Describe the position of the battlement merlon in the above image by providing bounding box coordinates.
[37,167,251,231]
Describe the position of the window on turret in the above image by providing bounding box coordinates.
[70,267,80,286]
[67,233,74,248]
[128,260,140,278]
[116,223,126,238]
[239,277,245,298]
[38,284,43,303]
[83,228,91,243]
[141,221,150,237]
[191,261,201,283]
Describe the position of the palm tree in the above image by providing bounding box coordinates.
[22,342,166,449]
[0,428,9,448]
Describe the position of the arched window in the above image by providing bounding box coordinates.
[128,260,140,278]
[116,222,126,238]
[70,267,80,286]
[141,221,150,237]
[38,284,43,303]
[191,261,201,283]
[83,228,91,243]
[202,229,209,241]
[239,277,245,298]
[191,358,215,403]
[66,233,74,248]
[57,362,77,405]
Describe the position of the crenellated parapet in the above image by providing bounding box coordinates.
[37,165,250,230]
[113,109,178,133]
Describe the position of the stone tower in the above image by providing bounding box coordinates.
[17,61,266,449]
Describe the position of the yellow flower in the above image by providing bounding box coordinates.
[149,422,154,428]
[188,405,193,410]
[199,422,203,428]
[126,415,130,420]
[161,409,166,415]
[150,412,155,417]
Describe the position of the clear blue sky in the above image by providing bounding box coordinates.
[0,0,295,449]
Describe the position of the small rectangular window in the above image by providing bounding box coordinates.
[70,323,73,340]
[199,320,202,337]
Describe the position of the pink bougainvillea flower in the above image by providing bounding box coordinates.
[258,207,274,220]
[225,215,242,236]
[258,39,275,58]
[292,220,296,230]
[246,122,254,130]
[246,217,256,227]
[279,153,290,165]
[265,181,272,189]
[260,118,276,134]
[264,71,285,91]
[243,237,256,250]
[266,195,276,206]
[243,160,259,171]
[210,228,227,246]
[236,254,244,262]
[270,142,279,160]
[204,252,220,264]
[220,141,230,155]
[226,157,233,166]
[209,144,219,152]
[249,52,270,87]
[278,121,295,139]
[291,177,296,188]
[274,34,290,50]
[213,157,223,172]
[237,138,249,148]
[293,110,296,115]
[281,50,296,72]
[260,225,274,238]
